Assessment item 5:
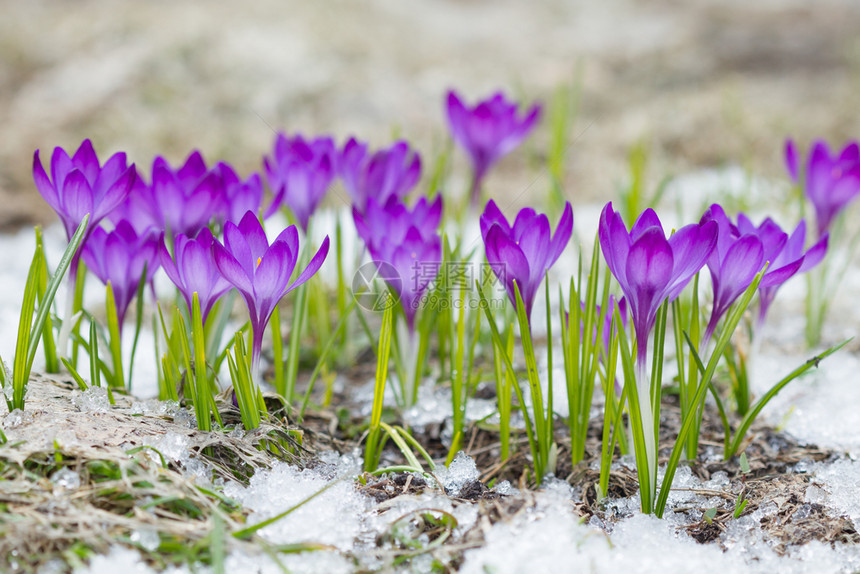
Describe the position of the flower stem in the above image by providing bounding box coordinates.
[56,274,76,361]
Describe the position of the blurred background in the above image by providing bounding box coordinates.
[1,0,859,229]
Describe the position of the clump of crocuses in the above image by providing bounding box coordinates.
[480,199,572,324]
[339,138,422,213]
[353,196,443,328]
[264,133,336,232]
[146,151,224,238]
[446,90,541,207]
[737,208,830,326]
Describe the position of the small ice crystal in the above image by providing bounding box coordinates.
[51,467,81,491]
[493,480,515,496]
[130,399,179,417]
[154,432,190,463]
[72,387,110,413]
[2,408,31,428]
[437,451,480,497]
[130,528,160,552]
[704,471,730,489]
[172,408,195,429]
[316,449,363,478]
[805,484,828,505]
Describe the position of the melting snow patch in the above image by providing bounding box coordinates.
[72,387,111,413]
[435,451,480,497]
[223,458,369,551]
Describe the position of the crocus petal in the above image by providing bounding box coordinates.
[479,199,510,240]
[273,225,300,269]
[630,208,664,242]
[60,170,95,228]
[485,224,530,308]
[627,229,674,297]
[72,139,100,185]
[225,221,256,276]
[548,201,573,265]
[714,235,764,311]
[625,227,673,359]
[598,203,632,291]
[799,233,828,273]
[159,237,183,289]
[93,152,128,198]
[50,147,73,193]
[759,259,802,289]
[785,139,799,182]
[446,90,470,146]
[254,240,293,309]
[213,242,254,295]
[665,220,717,300]
[33,151,60,210]
[286,236,331,293]
[94,165,136,221]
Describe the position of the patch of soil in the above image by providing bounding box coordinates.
[0,375,315,572]
[4,372,859,572]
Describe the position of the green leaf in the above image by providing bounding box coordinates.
[191,293,212,432]
[105,282,124,389]
[127,263,149,392]
[739,452,751,474]
[12,244,41,409]
[704,507,717,524]
[364,294,394,472]
[725,339,850,459]
[513,280,549,480]
[27,214,90,374]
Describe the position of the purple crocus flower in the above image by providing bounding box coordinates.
[149,151,224,238]
[264,133,336,231]
[785,139,860,237]
[213,211,330,382]
[159,228,232,323]
[353,196,443,329]
[480,199,573,324]
[215,162,263,226]
[338,138,422,213]
[699,205,768,344]
[599,202,717,368]
[32,139,137,267]
[446,90,541,206]
[735,212,828,325]
[82,221,160,334]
